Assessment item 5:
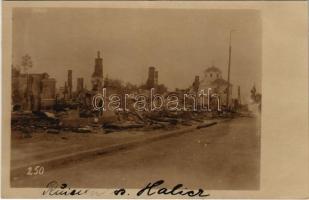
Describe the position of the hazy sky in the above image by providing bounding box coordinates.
[13,8,261,101]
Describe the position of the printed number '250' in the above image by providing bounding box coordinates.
[27,166,44,175]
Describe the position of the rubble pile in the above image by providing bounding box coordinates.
[11,107,234,136]
[102,109,226,133]
[11,111,60,132]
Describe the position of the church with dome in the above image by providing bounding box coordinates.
[198,65,232,107]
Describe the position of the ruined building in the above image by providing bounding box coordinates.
[76,78,84,93]
[146,66,158,89]
[91,51,103,92]
[12,68,56,111]
[192,76,200,93]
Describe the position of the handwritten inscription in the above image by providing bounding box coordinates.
[136,180,210,197]
[42,180,209,198]
[42,181,88,196]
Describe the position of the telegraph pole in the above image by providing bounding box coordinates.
[226,30,235,110]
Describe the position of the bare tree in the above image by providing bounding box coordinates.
[21,54,33,110]
[21,54,33,73]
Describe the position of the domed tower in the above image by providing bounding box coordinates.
[91,51,103,92]
[203,65,222,84]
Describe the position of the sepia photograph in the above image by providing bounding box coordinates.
[2,1,308,199]
[9,7,261,190]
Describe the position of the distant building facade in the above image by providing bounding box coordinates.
[12,68,56,110]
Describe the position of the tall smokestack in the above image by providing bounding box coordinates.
[238,86,241,105]
[68,70,72,99]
